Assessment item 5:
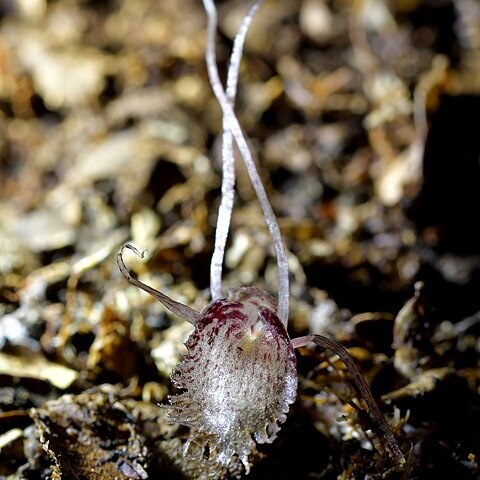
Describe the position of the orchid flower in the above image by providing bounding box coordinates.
[117,0,405,474]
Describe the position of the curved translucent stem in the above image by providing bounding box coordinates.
[117,244,200,325]
[292,334,405,466]
[210,0,264,301]
[203,0,289,325]
[226,1,263,99]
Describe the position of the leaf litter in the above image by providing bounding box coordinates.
[1,0,480,479]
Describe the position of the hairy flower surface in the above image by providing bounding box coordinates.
[168,287,297,471]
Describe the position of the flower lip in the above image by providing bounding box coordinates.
[169,287,297,472]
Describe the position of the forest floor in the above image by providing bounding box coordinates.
[1,0,480,479]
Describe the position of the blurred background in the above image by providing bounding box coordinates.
[1,0,480,478]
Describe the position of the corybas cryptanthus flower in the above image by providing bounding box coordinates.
[117,0,405,474]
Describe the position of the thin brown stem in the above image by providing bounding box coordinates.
[117,244,200,325]
[292,334,405,465]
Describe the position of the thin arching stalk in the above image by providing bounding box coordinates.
[292,334,405,465]
[210,0,264,301]
[117,244,200,325]
[203,0,290,325]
